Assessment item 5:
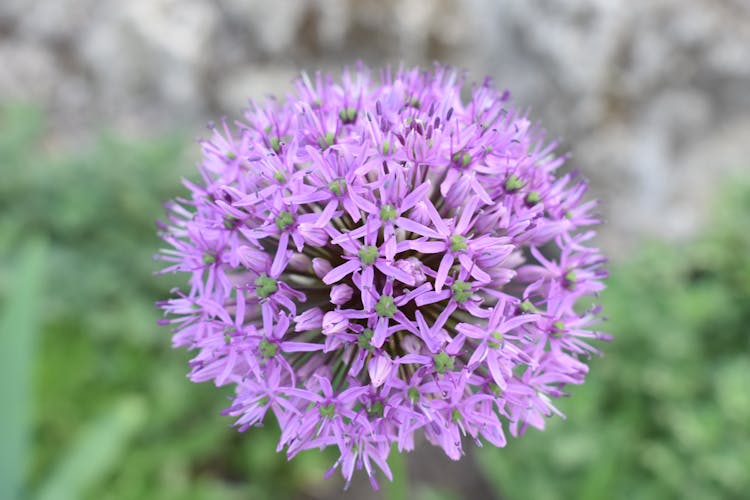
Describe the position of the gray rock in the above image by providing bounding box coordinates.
[1,0,749,252]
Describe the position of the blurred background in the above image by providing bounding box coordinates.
[1,1,749,499]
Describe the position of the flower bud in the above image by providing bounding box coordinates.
[312,258,333,279]
[368,352,393,388]
[330,284,354,305]
[322,311,349,335]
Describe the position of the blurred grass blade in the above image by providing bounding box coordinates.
[0,239,47,500]
[35,397,147,500]
[384,449,408,500]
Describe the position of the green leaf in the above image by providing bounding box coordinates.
[0,239,47,500]
[35,397,147,500]
[384,449,408,500]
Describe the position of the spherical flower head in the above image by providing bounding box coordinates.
[157,64,609,489]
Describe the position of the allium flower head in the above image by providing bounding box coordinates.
[157,64,609,489]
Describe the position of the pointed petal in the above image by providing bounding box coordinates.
[422,199,450,235]
[271,232,290,277]
[456,196,479,234]
[372,317,389,348]
[282,341,325,352]
[487,354,508,390]
[400,181,431,211]
[314,200,339,228]
[395,217,442,239]
[375,260,415,286]
[467,341,488,367]
[323,259,360,284]
[435,253,454,292]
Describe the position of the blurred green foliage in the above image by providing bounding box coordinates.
[1,239,47,500]
[0,104,335,500]
[1,103,748,500]
[477,181,750,499]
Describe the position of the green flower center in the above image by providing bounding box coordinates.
[273,170,286,183]
[318,132,335,150]
[564,270,577,288]
[319,403,335,419]
[451,280,473,304]
[254,274,278,298]
[408,387,420,403]
[259,339,278,358]
[275,211,294,231]
[358,245,379,265]
[202,253,216,265]
[452,151,471,168]
[451,408,462,422]
[505,174,523,192]
[375,295,396,318]
[552,321,566,337]
[379,204,397,221]
[525,190,541,205]
[358,328,374,350]
[488,331,503,349]
[433,351,455,374]
[329,178,346,196]
[269,136,281,153]
[449,234,467,252]
[519,300,537,313]
[338,107,357,124]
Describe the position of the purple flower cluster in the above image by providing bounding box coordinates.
[157,65,608,489]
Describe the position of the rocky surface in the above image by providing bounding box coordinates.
[2,0,749,253]
[2,1,748,497]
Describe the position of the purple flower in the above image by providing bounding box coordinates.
[368,351,394,388]
[157,64,609,488]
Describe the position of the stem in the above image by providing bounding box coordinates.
[384,447,408,500]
